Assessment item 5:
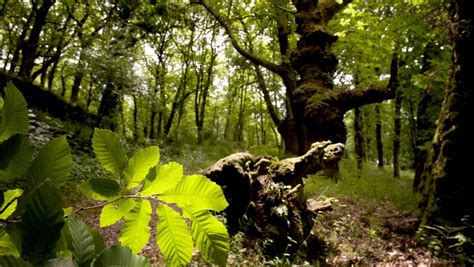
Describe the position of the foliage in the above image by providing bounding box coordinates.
[0,83,230,266]
[417,216,474,264]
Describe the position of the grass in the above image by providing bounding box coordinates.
[305,157,417,212]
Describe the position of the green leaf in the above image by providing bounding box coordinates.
[0,82,29,143]
[140,162,183,196]
[159,175,228,212]
[183,207,229,266]
[119,199,152,254]
[156,204,193,266]
[92,245,150,267]
[20,181,65,265]
[88,228,106,255]
[0,189,23,220]
[0,231,20,257]
[100,198,136,227]
[67,215,95,267]
[82,178,121,200]
[26,136,72,187]
[0,135,32,182]
[0,255,32,266]
[124,146,159,189]
[44,257,75,266]
[92,129,127,177]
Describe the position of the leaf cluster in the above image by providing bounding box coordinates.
[0,82,230,266]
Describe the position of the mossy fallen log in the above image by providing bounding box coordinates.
[201,141,344,256]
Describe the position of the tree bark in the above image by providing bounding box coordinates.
[198,0,399,156]
[393,89,402,178]
[19,0,55,78]
[354,107,364,174]
[417,0,474,226]
[375,104,384,168]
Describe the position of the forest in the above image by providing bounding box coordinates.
[0,0,473,265]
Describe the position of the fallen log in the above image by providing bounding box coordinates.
[201,141,344,256]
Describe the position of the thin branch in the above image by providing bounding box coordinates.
[193,0,283,75]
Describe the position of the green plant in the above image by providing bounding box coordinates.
[0,82,230,266]
[417,216,474,264]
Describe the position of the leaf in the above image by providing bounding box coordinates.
[0,82,29,143]
[44,257,75,266]
[88,228,106,255]
[156,204,193,266]
[100,198,136,227]
[0,134,32,182]
[81,178,121,200]
[119,199,152,254]
[0,231,20,257]
[92,129,127,177]
[67,215,95,267]
[183,207,229,266]
[124,146,159,189]
[20,181,65,265]
[0,255,32,266]
[26,136,72,187]
[159,175,228,212]
[0,189,23,220]
[92,245,150,267]
[140,162,183,196]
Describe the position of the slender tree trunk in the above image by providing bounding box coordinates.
[375,104,384,168]
[393,90,402,178]
[354,107,364,175]
[19,0,55,78]
[417,0,474,225]
[47,59,60,91]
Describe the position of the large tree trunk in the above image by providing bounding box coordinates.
[413,44,443,190]
[199,0,398,155]
[95,84,121,131]
[416,0,474,226]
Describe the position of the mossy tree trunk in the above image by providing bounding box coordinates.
[199,0,399,155]
[416,0,474,225]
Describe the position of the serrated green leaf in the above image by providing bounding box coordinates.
[141,162,183,196]
[0,255,32,266]
[26,136,72,187]
[82,178,121,200]
[183,207,229,266]
[124,146,159,189]
[88,228,106,255]
[100,198,136,227]
[92,245,150,267]
[0,231,20,257]
[119,200,152,254]
[0,82,29,143]
[44,257,75,266]
[67,215,95,267]
[0,134,32,182]
[0,189,23,220]
[159,175,228,212]
[20,181,65,265]
[92,129,127,177]
[156,204,193,266]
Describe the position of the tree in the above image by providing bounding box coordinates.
[194,0,398,155]
[416,0,474,225]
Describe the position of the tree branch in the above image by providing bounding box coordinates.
[192,0,283,75]
[338,53,399,112]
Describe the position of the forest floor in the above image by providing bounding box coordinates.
[32,110,455,266]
